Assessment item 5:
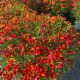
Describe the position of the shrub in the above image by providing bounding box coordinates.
[0,0,80,80]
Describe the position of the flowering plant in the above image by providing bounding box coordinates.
[23,0,76,16]
[71,0,80,23]
[0,0,80,80]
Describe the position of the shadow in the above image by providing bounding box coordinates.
[30,1,51,15]
[62,9,76,25]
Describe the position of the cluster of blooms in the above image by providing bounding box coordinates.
[20,0,80,16]
[0,0,80,80]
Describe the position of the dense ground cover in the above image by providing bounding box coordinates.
[0,0,80,80]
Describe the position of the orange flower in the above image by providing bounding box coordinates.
[49,58,53,65]
[21,33,29,38]
[49,16,57,22]
[41,73,46,77]
[11,16,18,24]
[0,23,5,28]
[7,58,16,64]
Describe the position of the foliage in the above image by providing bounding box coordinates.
[71,1,80,23]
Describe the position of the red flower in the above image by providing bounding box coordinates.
[56,45,66,51]
[0,31,5,36]
[41,36,48,44]
[64,32,69,38]
[32,17,37,21]
[12,70,17,78]
[68,50,76,55]
[59,35,64,41]
[18,43,23,49]
[5,65,10,72]
[34,76,39,80]
[65,39,72,47]
[13,65,18,71]
[19,78,24,80]
[8,44,13,51]
[4,27,11,33]
[58,63,63,69]
[10,33,16,38]
[42,23,49,27]
[6,36,12,41]
[30,46,42,55]
[4,53,10,58]
[5,72,11,79]
[0,70,4,76]
[52,51,62,62]
[40,28,46,33]
[0,52,2,55]
[20,46,25,56]
[76,41,80,46]
[0,37,4,44]
[26,36,36,44]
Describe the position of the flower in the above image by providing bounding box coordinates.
[49,16,57,22]
[11,16,18,24]
[30,45,42,55]
[26,36,36,44]
[5,65,10,72]
[19,78,24,80]
[8,44,13,50]
[4,27,11,33]
[0,37,4,44]
[10,33,16,38]
[0,23,4,28]
[58,63,63,69]
[0,31,5,36]
[5,72,11,79]
[12,70,17,78]
[7,58,16,64]
[4,53,10,58]
[5,36,12,41]
[42,23,49,27]
[68,50,76,55]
